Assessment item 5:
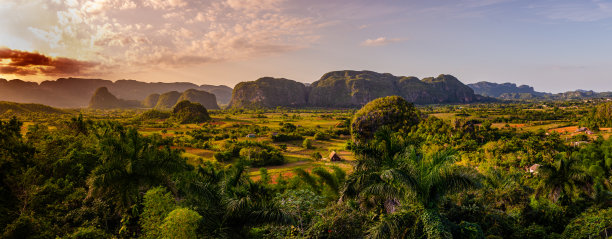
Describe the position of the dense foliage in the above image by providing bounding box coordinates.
[172,100,211,124]
[1,99,612,238]
[581,102,612,129]
[351,96,420,143]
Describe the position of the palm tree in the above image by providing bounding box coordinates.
[536,156,591,204]
[87,122,187,214]
[482,168,531,210]
[342,129,480,239]
[182,162,293,238]
[294,165,346,200]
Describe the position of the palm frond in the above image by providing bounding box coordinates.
[294,168,321,194]
[312,167,340,195]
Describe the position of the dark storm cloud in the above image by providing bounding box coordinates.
[0,47,98,76]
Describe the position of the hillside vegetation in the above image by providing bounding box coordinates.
[1,98,612,238]
[0,101,66,115]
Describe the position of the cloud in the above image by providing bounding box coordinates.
[225,0,284,12]
[0,0,323,77]
[144,0,188,10]
[361,37,405,46]
[0,47,99,76]
[530,0,612,22]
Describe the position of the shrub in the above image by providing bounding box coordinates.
[160,208,202,239]
[140,187,176,239]
[303,138,313,149]
[314,132,330,140]
[67,227,111,239]
[312,152,322,160]
[140,109,171,120]
[271,133,304,142]
[239,146,284,166]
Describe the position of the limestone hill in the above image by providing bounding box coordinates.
[229,70,482,108]
[88,87,141,109]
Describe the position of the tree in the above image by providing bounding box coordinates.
[294,166,346,200]
[562,207,612,238]
[87,122,187,215]
[160,208,202,239]
[303,138,313,149]
[179,163,293,238]
[275,189,325,236]
[311,152,322,161]
[351,96,420,143]
[0,117,36,232]
[342,128,480,238]
[140,187,177,239]
[536,156,591,204]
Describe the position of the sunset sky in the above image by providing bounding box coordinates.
[1,0,612,92]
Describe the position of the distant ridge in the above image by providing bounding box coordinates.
[0,101,67,115]
[468,81,545,98]
[467,81,612,100]
[88,87,141,109]
[229,70,487,108]
[87,88,220,110]
[0,77,232,108]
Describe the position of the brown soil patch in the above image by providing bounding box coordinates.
[549,126,578,133]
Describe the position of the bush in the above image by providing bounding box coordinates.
[160,208,202,239]
[303,138,313,149]
[67,227,111,239]
[140,187,176,239]
[214,151,232,162]
[271,133,304,142]
[563,207,612,238]
[216,140,285,166]
[306,203,370,238]
[314,132,330,140]
[140,109,171,120]
[239,146,284,166]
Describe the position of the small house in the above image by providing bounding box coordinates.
[247,133,256,138]
[528,164,541,174]
[571,141,589,147]
[329,151,342,161]
[576,127,588,132]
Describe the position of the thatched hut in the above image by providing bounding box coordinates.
[329,151,342,161]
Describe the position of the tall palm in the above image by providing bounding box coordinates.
[342,129,480,239]
[87,122,187,214]
[482,168,531,210]
[182,162,292,238]
[294,165,346,200]
[536,156,591,204]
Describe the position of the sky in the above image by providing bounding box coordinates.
[1,0,612,93]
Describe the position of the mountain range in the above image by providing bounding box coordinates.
[3,72,611,109]
[0,78,232,108]
[467,81,612,100]
[88,88,220,110]
[229,71,488,108]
